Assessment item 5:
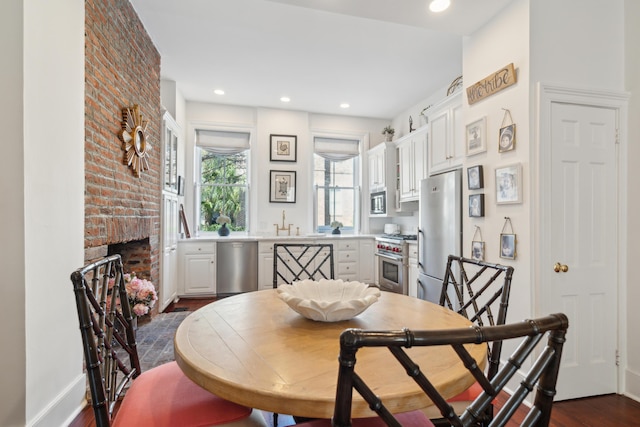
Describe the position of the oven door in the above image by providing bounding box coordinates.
[375,252,406,294]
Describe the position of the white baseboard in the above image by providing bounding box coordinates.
[625,368,640,403]
[28,374,86,427]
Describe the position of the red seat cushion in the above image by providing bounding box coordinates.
[448,381,483,402]
[295,410,434,427]
[113,361,252,427]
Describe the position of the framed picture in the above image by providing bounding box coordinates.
[495,163,523,204]
[469,194,485,217]
[471,240,485,261]
[499,123,516,152]
[269,170,296,203]
[466,117,487,156]
[500,233,516,260]
[467,165,484,190]
[270,134,297,162]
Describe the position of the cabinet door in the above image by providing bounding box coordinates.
[428,108,450,175]
[358,239,375,284]
[183,254,215,295]
[398,140,414,200]
[160,195,178,310]
[449,101,465,167]
[413,132,427,185]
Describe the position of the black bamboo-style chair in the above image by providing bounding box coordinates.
[428,255,515,425]
[71,254,267,427]
[273,243,335,287]
[296,313,568,427]
[272,243,335,425]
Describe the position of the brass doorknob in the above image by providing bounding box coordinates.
[554,262,569,273]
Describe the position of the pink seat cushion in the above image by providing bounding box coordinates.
[295,410,434,427]
[113,361,252,427]
[448,381,483,402]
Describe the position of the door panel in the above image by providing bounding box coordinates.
[543,102,617,399]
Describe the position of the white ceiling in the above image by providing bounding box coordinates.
[130,0,513,119]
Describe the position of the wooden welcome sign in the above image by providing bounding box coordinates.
[466,63,517,105]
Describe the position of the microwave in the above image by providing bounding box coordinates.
[370,191,386,215]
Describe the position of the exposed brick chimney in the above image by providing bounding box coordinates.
[84,0,161,289]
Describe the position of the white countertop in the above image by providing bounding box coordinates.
[179,233,377,243]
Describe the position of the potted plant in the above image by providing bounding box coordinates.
[216,214,231,236]
[381,126,395,141]
[330,221,343,235]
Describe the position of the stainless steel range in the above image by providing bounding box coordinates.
[375,234,417,295]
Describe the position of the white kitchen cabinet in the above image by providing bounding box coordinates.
[397,126,427,202]
[368,143,388,191]
[160,111,181,310]
[160,194,178,310]
[358,239,375,285]
[178,241,216,295]
[428,92,465,175]
[258,241,276,290]
[336,240,358,282]
[407,242,419,298]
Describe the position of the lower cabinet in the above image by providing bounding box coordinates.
[407,242,419,298]
[178,241,216,295]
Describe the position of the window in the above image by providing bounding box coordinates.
[196,129,250,233]
[313,136,360,233]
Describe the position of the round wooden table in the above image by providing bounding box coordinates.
[174,289,485,419]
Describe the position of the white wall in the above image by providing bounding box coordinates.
[0,2,27,425]
[624,0,640,401]
[183,102,388,236]
[1,2,85,426]
[23,0,86,426]
[462,0,531,321]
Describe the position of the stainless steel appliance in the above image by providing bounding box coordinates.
[216,241,258,297]
[370,190,386,215]
[375,234,417,294]
[417,169,462,303]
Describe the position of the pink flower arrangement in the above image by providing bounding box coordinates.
[124,272,158,317]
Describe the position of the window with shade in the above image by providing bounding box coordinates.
[313,136,361,233]
[195,129,250,233]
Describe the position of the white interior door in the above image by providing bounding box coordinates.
[542,101,618,399]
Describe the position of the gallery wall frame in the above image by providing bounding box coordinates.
[467,165,484,190]
[469,194,485,218]
[270,134,297,162]
[466,117,487,156]
[269,170,296,203]
[495,163,523,204]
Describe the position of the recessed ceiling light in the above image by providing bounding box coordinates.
[214,89,225,95]
[429,0,451,13]
[340,103,350,109]
[280,96,291,103]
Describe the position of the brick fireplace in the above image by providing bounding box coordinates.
[84,0,162,291]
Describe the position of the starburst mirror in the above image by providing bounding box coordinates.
[119,104,151,176]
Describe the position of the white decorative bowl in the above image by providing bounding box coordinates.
[277,279,381,322]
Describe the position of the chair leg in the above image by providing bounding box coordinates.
[273,412,278,426]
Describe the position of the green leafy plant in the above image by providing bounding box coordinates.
[381,125,395,136]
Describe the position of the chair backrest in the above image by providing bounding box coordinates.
[331,313,568,427]
[273,243,335,287]
[440,255,514,379]
[70,254,141,427]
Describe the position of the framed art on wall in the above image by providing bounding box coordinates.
[467,165,484,190]
[270,134,297,162]
[495,163,522,204]
[466,117,487,156]
[469,194,485,217]
[499,123,516,152]
[269,170,296,203]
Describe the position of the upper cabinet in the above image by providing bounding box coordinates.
[396,126,427,202]
[428,92,464,175]
[368,141,391,192]
[163,111,180,194]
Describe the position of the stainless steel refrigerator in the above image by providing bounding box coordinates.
[417,169,462,303]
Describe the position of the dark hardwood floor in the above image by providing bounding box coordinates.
[70,298,640,426]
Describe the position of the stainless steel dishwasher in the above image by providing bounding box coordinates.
[216,241,258,297]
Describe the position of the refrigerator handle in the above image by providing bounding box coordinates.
[417,227,424,270]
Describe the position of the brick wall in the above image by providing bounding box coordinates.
[85,0,161,287]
